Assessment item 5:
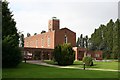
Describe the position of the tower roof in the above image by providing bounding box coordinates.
[52,17,59,20]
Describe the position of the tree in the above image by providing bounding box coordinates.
[118,19,120,59]
[19,34,24,47]
[2,1,19,46]
[90,19,120,59]
[84,35,88,48]
[34,33,37,35]
[88,40,97,50]
[53,43,75,66]
[41,30,46,34]
[76,37,80,47]
[106,19,114,52]
[112,19,120,59]
[76,34,89,48]
[27,33,31,37]
[80,34,84,48]
[2,1,22,68]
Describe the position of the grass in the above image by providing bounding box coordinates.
[43,60,119,70]
[2,62,119,78]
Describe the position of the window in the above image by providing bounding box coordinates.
[30,41,32,47]
[41,38,44,47]
[27,42,29,47]
[48,36,50,46]
[87,54,91,57]
[64,35,67,43]
[95,54,100,57]
[29,41,31,47]
[36,39,38,48]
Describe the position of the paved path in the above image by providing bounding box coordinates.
[26,60,119,72]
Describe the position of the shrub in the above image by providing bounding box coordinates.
[53,43,75,66]
[2,36,22,68]
[82,56,93,66]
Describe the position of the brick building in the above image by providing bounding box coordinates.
[24,17,102,60]
[24,17,76,49]
[73,47,102,60]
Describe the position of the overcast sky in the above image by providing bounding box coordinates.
[7,0,119,38]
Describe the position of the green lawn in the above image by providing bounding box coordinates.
[2,62,118,78]
[44,60,119,70]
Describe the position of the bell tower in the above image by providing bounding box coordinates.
[48,17,60,31]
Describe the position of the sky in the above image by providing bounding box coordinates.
[7,0,119,38]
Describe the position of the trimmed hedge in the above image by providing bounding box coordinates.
[82,56,93,66]
[53,43,75,66]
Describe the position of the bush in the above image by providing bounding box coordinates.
[2,39,22,68]
[82,56,93,66]
[53,43,75,66]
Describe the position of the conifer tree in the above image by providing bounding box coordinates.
[2,1,22,68]
[90,19,120,59]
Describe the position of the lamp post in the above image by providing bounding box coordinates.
[24,56,26,63]
[83,63,85,70]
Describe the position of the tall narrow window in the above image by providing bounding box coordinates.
[95,54,100,57]
[27,42,29,47]
[30,41,31,47]
[36,39,38,48]
[41,38,44,47]
[65,35,67,43]
[48,36,50,46]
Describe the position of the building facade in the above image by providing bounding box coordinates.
[24,17,102,60]
[24,17,76,49]
[73,47,102,60]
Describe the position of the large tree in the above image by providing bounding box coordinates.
[112,19,120,59]
[19,34,24,47]
[90,19,120,59]
[84,35,88,48]
[76,34,87,48]
[80,34,84,48]
[2,1,19,44]
[53,43,75,66]
[118,19,120,60]
[2,1,22,68]
[76,37,80,47]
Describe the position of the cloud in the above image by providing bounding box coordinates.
[7,0,118,38]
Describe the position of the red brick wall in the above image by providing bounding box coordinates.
[24,31,55,49]
[24,18,76,50]
[24,28,76,49]
[48,19,60,32]
[73,47,103,60]
[55,28,76,47]
[94,51,103,60]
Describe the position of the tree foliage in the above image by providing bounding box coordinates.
[53,43,75,66]
[76,34,89,48]
[34,33,37,35]
[2,35,22,68]
[90,19,120,59]
[27,33,31,37]
[2,1,19,45]
[82,56,93,66]
[2,1,22,68]
[41,30,46,34]
[19,34,24,47]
